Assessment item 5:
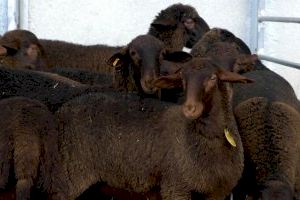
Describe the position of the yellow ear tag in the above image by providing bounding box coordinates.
[224,128,236,147]
[113,58,120,67]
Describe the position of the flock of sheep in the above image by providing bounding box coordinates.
[0,3,300,200]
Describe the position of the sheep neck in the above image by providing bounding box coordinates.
[188,82,237,139]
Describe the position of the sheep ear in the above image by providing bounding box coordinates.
[151,19,177,29]
[153,72,182,89]
[233,54,259,73]
[0,45,7,55]
[0,39,20,51]
[164,51,192,63]
[107,47,128,69]
[217,68,254,83]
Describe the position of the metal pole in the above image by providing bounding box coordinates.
[258,16,300,23]
[250,0,259,53]
[0,0,8,35]
[19,0,29,29]
[259,54,300,70]
[7,0,19,30]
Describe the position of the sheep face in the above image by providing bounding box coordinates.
[108,35,191,94]
[0,29,47,70]
[153,57,253,119]
[149,3,209,50]
[183,17,208,48]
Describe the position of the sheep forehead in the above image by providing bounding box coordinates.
[183,60,215,76]
[0,31,40,50]
[130,35,164,48]
[207,42,239,56]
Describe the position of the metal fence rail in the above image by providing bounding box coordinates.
[258,16,300,23]
[253,0,300,70]
[259,55,300,70]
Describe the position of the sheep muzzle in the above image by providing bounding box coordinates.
[182,102,204,120]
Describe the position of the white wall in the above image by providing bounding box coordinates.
[23,0,251,46]
[19,0,300,99]
[0,0,8,35]
[259,0,300,99]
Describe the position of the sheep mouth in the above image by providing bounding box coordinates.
[140,79,159,94]
[182,102,204,120]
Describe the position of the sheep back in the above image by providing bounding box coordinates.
[234,97,300,199]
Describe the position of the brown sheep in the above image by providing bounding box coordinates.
[48,58,251,200]
[40,39,122,73]
[229,67,300,200]
[0,29,115,85]
[233,98,300,200]
[0,29,48,70]
[0,67,111,112]
[191,39,300,199]
[0,97,59,200]
[148,3,209,50]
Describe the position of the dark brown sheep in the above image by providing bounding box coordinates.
[148,3,209,50]
[40,39,122,73]
[0,67,111,112]
[0,97,59,200]
[0,29,48,70]
[49,58,251,200]
[0,30,115,85]
[50,66,113,85]
[228,65,300,200]
[201,40,300,199]
[233,97,300,200]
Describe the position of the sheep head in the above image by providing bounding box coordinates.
[149,3,209,50]
[107,34,192,95]
[191,28,251,57]
[0,29,47,70]
[153,57,253,119]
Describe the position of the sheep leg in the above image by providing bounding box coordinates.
[0,126,13,188]
[16,179,33,200]
[0,142,11,188]
[14,133,40,200]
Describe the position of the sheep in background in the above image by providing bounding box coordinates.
[0,29,48,70]
[50,66,113,85]
[233,97,300,200]
[148,3,209,51]
[195,36,300,199]
[49,58,251,200]
[229,65,300,199]
[0,67,111,112]
[0,29,116,85]
[190,28,251,58]
[40,39,122,73]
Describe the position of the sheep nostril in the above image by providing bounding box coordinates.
[184,104,196,113]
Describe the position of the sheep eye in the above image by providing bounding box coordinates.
[210,74,217,80]
[130,50,137,57]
